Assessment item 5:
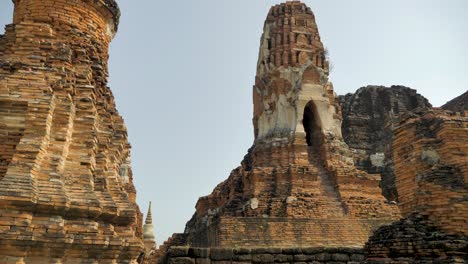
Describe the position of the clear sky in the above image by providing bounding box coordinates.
[1,0,467,244]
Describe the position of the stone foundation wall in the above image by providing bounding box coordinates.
[163,247,365,264]
[187,217,395,249]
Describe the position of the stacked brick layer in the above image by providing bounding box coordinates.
[0,0,144,263]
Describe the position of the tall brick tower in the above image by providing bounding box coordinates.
[0,0,144,263]
[183,1,400,248]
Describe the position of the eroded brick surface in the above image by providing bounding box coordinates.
[0,0,144,263]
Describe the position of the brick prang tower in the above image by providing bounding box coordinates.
[0,0,144,263]
[182,1,400,248]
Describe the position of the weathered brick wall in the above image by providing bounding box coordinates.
[163,246,365,264]
[0,0,144,263]
[364,110,468,263]
[187,217,396,249]
[393,111,467,234]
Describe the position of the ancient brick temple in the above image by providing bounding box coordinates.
[182,1,400,249]
[1,0,466,263]
[0,0,149,263]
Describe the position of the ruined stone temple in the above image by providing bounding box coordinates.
[180,1,401,248]
[153,2,467,264]
[1,0,467,263]
[0,0,154,263]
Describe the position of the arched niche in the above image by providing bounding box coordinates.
[303,100,323,148]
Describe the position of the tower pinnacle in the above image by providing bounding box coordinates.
[143,202,157,253]
[145,201,153,224]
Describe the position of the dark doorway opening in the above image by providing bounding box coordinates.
[303,101,322,149]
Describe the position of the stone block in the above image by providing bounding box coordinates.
[211,248,233,261]
[293,254,314,262]
[252,248,282,254]
[169,247,190,257]
[190,248,210,258]
[301,247,324,254]
[196,258,211,264]
[233,254,252,261]
[252,254,275,263]
[331,253,349,261]
[314,253,330,261]
[349,254,365,262]
[282,248,302,254]
[274,254,293,262]
[169,257,196,264]
[233,248,251,255]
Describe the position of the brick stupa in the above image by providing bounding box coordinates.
[0,0,144,262]
[183,1,400,248]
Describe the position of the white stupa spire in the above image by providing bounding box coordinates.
[143,202,156,252]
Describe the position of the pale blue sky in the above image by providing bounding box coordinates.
[1,1,467,244]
